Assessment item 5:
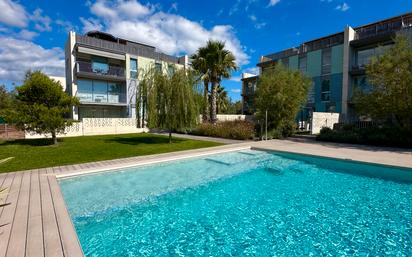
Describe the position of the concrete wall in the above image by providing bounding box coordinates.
[310,112,340,134]
[25,118,148,139]
[200,115,254,123]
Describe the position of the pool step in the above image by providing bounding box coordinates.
[238,151,257,156]
[204,158,232,166]
[264,167,283,175]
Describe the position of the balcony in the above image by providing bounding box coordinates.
[76,91,127,106]
[349,64,366,75]
[76,61,125,81]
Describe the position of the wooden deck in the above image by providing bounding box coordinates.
[0,169,83,257]
[0,140,411,257]
[0,143,251,257]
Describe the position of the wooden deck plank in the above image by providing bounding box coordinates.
[40,169,64,257]
[49,176,84,257]
[6,171,31,257]
[0,172,22,257]
[0,173,7,187]
[25,170,44,257]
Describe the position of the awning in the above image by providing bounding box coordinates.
[77,46,126,60]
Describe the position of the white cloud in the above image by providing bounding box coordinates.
[17,29,38,40]
[0,0,28,28]
[31,8,52,32]
[169,2,178,12]
[248,14,266,29]
[231,88,241,93]
[335,2,350,11]
[0,37,64,81]
[84,0,250,65]
[80,17,103,33]
[268,0,280,7]
[56,19,78,32]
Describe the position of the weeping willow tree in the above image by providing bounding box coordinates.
[145,67,201,143]
[136,68,156,128]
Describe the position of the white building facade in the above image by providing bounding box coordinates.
[65,30,188,120]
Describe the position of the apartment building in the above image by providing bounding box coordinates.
[65,31,188,120]
[242,12,412,121]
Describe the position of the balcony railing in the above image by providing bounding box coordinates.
[76,91,127,105]
[76,61,125,78]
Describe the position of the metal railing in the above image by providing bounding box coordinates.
[75,34,180,63]
[76,61,125,78]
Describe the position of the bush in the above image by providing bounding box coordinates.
[317,126,412,148]
[193,120,254,140]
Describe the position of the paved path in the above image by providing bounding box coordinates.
[152,132,245,144]
[1,139,411,257]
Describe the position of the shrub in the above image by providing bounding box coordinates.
[317,126,412,148]
[193,120,254,140]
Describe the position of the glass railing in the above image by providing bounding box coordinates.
[76,91,126,104]
[76,61,125,78]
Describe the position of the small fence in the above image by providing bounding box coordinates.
[25,118,148,139]
[333,121,377,130]
[200,115,254,123]
[0,124,25,140]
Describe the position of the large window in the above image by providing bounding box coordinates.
[355,45,391,67]
[321,76,331,102]
[298,54,307,73]
[77,79,125,104]
[93,80,108,103]
[321,48,332,75]
[77,80,93,102]
[91,56,109,74]
[130,58,138,79]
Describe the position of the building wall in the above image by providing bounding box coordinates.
[66,31,186,121]
[288,55,299,70]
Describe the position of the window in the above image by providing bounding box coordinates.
[307,82,315,103]
[91,56,109,74]
[168,64,175,75]
[298,54,307,73]
[77,80,93,102]
[108,82,120,103]
[321,48,331,75]
[155,62,162,72]
[77,79,125,104]
[93,81,108,103]
[356,45,392,67]
[321,76,331,102]
[130,58,138,79]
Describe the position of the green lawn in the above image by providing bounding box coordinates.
[0,133,222,173]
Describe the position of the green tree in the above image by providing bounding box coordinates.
[147,68,200,143]
[0,85,14,122]
[216,85,229,114]
[354,35,412,129]
[225,100,243,114]
[254,63,311,138]
[191,47,210,122]
[192,41,238,124]
[12,71,79,144]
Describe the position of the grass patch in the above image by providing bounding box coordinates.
[0,133,222,173]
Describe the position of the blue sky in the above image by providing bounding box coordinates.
[0,0,410,101]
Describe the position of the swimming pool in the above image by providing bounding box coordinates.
[60,149,412,256]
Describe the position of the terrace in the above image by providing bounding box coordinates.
[1,139,411,256]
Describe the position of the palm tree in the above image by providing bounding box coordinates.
[203,41,238,123]
[190,47,210,122]
[216,85,229,114]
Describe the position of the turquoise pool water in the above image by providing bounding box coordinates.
[60,150,412,256]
